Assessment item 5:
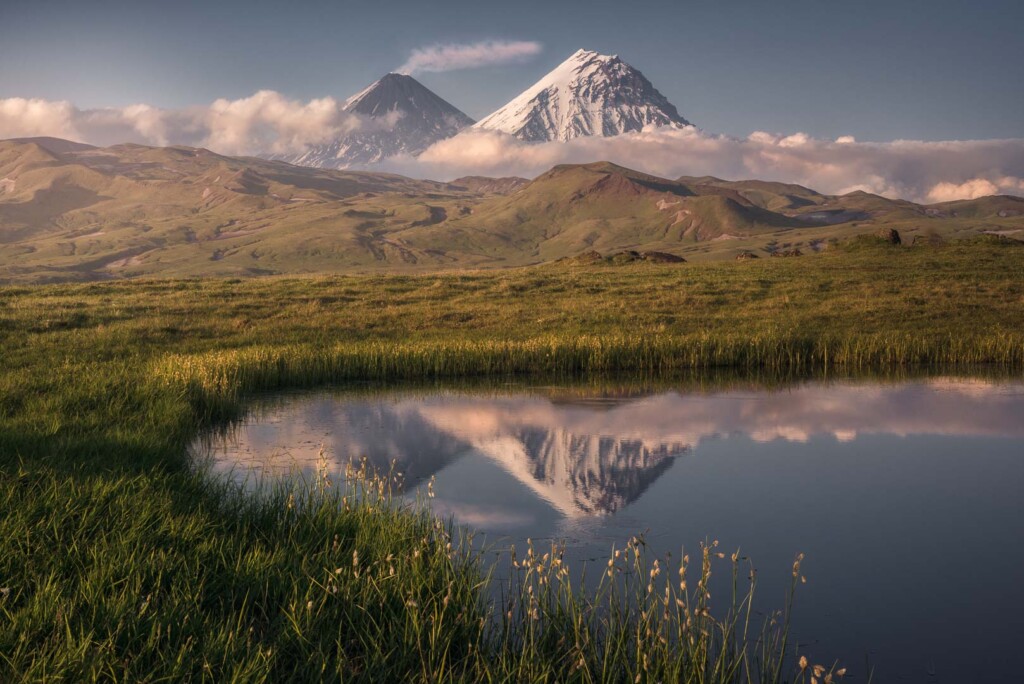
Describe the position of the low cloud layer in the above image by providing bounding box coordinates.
[926,177,1024,203]
[382,127,1024,203]
[2,93,1023,203]
[396,40,543,75]
[0,92,366,156]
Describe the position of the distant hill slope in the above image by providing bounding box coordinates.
[404,162,809,262]
[448,176,530,195]
[0,138,471,280]
[1,138,1021,281]
[925,195,1024,219]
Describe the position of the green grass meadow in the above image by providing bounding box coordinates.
[1,243,1022,681]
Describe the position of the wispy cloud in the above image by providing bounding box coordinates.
[428,500,536,530]
[397,40,543,75]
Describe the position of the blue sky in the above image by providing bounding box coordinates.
[1,0,1021,141]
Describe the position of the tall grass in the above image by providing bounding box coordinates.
[1,448,833,682]
[153,332,1024,420]
[490,534,826,683]
[0,458,485,680]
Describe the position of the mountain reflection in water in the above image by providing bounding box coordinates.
[194,377,1024,517]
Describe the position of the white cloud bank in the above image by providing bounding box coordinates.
[926,177,1024,203]
[381,126,1024,203]
[0,92,366,156]
[2,93,1022,203]
[396,40,543,75]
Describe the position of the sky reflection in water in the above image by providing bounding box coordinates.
[194,377,1024,682]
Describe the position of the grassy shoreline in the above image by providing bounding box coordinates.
[2,246,1022,680]
[156,331,1024,418]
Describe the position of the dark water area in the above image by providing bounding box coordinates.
[191,373,1024,682]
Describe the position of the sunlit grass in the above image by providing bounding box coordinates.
[154,331,1024,422]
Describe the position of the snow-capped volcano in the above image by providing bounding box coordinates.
[474,49,691,142]
[274,73,474,169]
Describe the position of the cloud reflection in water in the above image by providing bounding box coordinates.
[196,378,1024,519]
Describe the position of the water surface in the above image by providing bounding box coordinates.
[193,376,1024,682]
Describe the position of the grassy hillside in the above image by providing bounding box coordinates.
[416,162,807,262]
[2,138,1023,281]
[0,138,479,280]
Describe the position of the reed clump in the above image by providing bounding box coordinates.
[491,534,817,683]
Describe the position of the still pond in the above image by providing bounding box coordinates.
[192,375,1024,683]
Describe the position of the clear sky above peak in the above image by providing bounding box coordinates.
[1,0,1021,141]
